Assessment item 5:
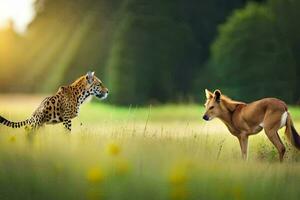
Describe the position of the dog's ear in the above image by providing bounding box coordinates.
[205,89,213,99]
[86,71,95,84]
[213,89,221,103]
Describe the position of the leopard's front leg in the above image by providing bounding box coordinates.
[63,119,72,131]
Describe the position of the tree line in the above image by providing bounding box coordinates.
[1,0,299,105]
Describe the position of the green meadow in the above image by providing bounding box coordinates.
[0,96,300,200]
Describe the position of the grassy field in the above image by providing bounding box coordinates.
[0,95,300,200]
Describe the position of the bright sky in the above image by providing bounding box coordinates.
[0,0,35,33]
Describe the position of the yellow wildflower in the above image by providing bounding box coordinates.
[87,167,104,183]
[9,135,16,142]
[107,143,121,156]
[169,167,187,185]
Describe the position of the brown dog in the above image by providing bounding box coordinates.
[203,89,300,161]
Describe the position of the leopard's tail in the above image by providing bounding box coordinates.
[0,115,30,128]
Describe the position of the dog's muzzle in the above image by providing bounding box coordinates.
[202,115,209,121]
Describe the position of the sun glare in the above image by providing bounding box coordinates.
[0,0,35,33]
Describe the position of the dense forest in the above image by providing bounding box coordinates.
[0,0,299,105]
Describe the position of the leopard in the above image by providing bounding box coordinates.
[0,71,108,131]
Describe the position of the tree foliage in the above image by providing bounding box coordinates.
[7,0,300,105]
[210,1,298,103]
[106,0,247,104]
[0,0,248,104]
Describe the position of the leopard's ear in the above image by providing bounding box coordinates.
[86,71,95,84]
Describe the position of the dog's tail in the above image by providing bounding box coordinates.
[285,112,300,150]
[0,115,30,128]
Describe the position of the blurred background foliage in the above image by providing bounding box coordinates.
[0,0,299,105]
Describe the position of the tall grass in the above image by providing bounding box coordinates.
[0,96,300,200]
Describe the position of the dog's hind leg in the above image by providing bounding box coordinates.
[264,129,285,162]
[263,111,286,162]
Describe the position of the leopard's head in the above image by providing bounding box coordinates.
[85,71,109,100]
